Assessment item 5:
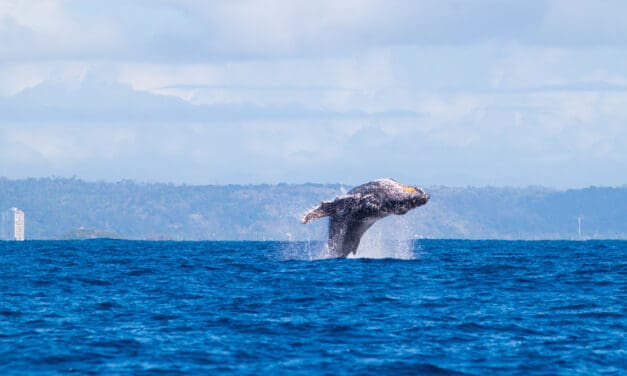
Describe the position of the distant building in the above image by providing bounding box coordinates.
[1,208,25,241]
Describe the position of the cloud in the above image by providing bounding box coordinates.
[0,76,425,124]
[1,1,627,187]
[538,0,627,46]
[1,77,626,186]
[2,0,627,63]
[0,0,119,61]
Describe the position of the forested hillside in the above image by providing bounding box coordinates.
[1,178,625,240]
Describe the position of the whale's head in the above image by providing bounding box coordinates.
[385,182,430,215]
[407,186,430,207]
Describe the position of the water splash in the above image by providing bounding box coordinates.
[281,214,424,260]
[280,240,327,261]
[347,228,416,260]
[350,215,420,259]
[279,237,413,260]
[281,238,416,260]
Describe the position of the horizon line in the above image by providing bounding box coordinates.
[1,175,626,190]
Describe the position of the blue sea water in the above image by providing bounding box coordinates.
[0,240,625,375]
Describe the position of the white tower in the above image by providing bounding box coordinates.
[1,208,25,241]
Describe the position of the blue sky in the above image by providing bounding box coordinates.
[1,0,626,187]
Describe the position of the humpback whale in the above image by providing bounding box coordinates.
[301,178,429,258]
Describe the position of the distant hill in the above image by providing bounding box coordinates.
[1,177,626,240]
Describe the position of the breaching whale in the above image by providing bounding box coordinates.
[301,178,429,258]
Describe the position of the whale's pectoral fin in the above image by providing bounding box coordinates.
[301,194,361,224]
[301,205,326,224]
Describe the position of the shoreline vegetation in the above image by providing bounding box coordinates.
[1,177,626,241]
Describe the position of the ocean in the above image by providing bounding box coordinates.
[0,239,625,375]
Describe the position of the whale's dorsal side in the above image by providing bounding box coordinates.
[301,179,430,258]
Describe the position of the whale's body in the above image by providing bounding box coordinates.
[301,179,429,258]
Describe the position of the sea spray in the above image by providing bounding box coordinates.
[280,215,423,260]
[347,216,417,259]
[346,236,415,259]
[280,240,327,261]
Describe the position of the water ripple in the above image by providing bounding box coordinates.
[0,239,625,375]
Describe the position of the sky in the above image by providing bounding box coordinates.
[1,0,626,187]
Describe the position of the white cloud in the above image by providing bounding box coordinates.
[0,0,120,61]
[539,0,627,46]
[1,1,627,186]
[490,46,627,91]
[2,0,626,63]
[2,77,626,186]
